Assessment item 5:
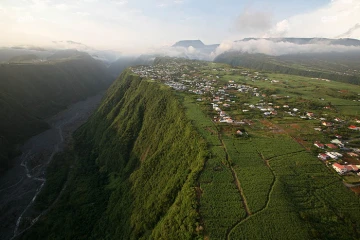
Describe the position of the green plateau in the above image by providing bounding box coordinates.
[21,58,360,239]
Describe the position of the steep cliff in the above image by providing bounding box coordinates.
[21,70,206,239]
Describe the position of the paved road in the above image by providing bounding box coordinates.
[0,93,104,240]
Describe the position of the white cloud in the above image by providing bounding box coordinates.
[234,8,273,35]
[269,0,360,38]
[17,13,35,23]
[55,4,70,11]
[111,0,128,5]
[157,3,168,8]
[213,39,360,57]
[76,11,90,17]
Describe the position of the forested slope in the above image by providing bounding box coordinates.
[20,70,206,239]
[0,56,113,173]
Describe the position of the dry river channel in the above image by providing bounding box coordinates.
[0,93,104,240]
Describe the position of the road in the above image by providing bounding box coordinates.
[0,93,104,240]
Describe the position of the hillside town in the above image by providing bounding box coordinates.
[132,59,360,182]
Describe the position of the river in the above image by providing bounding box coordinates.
[0,93,104,240]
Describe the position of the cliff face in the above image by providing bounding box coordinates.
[22,70,206,239]
[0,56,113,172]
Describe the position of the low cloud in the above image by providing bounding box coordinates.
[145,45,213,60]
[213,39,360,57]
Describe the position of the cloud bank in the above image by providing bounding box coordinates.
[213,39,360,57]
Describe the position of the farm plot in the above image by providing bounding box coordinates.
[182,95,246,239]
[223,136,274,213]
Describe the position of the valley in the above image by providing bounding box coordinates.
[0,92,104,240]
[0,54,112,173]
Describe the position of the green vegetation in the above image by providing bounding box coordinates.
[215,52,360,85]
[21,70,207,239]
[22,58,360,239]
[182,95,246,239]
[0,56,112,173]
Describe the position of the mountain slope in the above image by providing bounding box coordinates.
[20,69,206,239]
[0,56,113,173]
[214,51,360,85]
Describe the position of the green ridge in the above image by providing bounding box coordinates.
[21,70,207,239]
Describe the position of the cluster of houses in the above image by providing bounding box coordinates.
[315,137,360,175]
[131,61,360,180]
[332,163,360,175]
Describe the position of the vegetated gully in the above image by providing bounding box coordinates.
[0,92,104,240]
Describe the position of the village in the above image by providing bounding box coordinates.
[131,58,360,183]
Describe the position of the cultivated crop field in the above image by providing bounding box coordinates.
[172,59,360,239]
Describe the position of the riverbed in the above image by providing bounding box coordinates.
[0,93,104,240]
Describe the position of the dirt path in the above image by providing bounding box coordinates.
[212,128,252,240]
[0,93,104,240]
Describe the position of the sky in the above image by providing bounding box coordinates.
[0,0,359,53]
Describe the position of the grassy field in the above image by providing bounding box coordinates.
[182,95,247,239]
[22,58,360,240]
[176,59,360,239]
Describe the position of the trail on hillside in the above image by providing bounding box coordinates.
[0,93,104,240]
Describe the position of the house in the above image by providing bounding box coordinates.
[331,139,344,148]
[347,152,359,157]
[318,153,329,161]
[335,134,342,139]
[314,142,325,149]
[347,165,359,172]
[306,112,314,117]
[348,125,360,130]
[325,143,338,149]
[236,130,243,135]
[332,163,348,174]
[322,122,333,127]
[226,118,234,123]
[325,152,340,160]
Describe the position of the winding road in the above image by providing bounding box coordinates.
[0,93,104,240]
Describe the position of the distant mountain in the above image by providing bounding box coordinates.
[47,49,91,60]
[171,40,220,60]
[0,48,52,62]
[173,40,206,48]
[8,54,39,63]
[172,40,219,50]
[239,38,360,46]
